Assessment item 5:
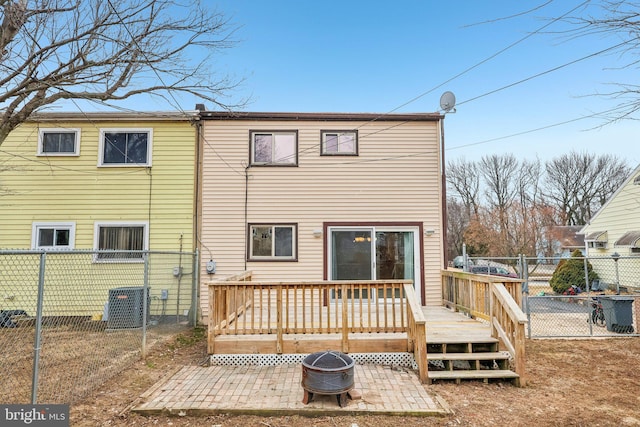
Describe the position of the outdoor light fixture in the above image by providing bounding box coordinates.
[611,252,620,294]
[312,229,323,238]
[424,229,435,237]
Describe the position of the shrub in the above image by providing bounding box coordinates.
[549,249,599,294]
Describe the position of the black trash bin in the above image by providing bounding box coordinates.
[600,296,634,334]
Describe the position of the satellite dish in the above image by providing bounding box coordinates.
[439,91,456,113]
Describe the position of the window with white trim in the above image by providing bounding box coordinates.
[250,131,297,165]
[94,222,148,261]
[38,129,80,156]
[99,129,152,166]
[32,222,75,249]
[321,131,357,155]
[248,224,297,260]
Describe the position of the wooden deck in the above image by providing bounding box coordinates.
[208,274,526,385]
[211,302,494,355]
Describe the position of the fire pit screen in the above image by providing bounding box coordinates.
[301,350,355,407]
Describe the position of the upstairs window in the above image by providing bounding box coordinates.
[100,129,152,166]
[248,224,297,261]
[94,222,148,261]
[38,129,80,156]
[32,222,75,249]
[250,131,297,166]
[321,131,357,155]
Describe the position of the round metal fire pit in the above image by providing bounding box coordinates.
[301,350,354,407]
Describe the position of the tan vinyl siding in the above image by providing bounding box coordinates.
[0,119,196,252]
[200,118,443,316]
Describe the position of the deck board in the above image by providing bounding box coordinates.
[212,305,494,353]
[423,306,493,343]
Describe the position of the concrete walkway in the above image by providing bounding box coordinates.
[133,363,450,417]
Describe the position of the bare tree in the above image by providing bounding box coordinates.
[480,154,519,251]
[446,157,481,218]
[544,151,630,225]
[447,154,551,257]
[480,154,518,211]
[567,1,640,122]
[0,0,242,145]
[446,197,469,260]
[446,150,629,257]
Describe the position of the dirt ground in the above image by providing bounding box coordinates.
[71,328,640,427]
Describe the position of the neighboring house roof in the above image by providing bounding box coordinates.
[198,111,443,122]
[615,231,640,247]
[27,111,199,122]
[552,226,585,249]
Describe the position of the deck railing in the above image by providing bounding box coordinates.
[208,274,428,382]
[441,268,527,386]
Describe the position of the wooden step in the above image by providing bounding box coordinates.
[427,340,500,354]
[428,369,519,383]
[427,336,499,344]
[427,351,511,372]
[427,351,510,361]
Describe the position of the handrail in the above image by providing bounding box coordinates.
[207,271,253,353]
[441,268,527,386]
[208,277,430,383]
[403,283,428,383]
[441,268,522,318]
[490,283,527,386]
[209,280,410,336]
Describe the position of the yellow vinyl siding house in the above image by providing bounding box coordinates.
[198,112,445,320]
[580,164,640,289]
[0,112,199,316]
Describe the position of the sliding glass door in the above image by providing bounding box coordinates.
[329,226,420,302]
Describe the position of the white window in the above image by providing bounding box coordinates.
[248,224,297,260]
[94,222,148,261]
[99,129,152,166]
[32,222,76,249]
[587,241,608,249]
[321,131,357,155]
[38,129,80,156]
[250,131,297,165]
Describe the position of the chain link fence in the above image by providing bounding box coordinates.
[526,294,639,338]
[462,254,640,338]
[0,250,198,404]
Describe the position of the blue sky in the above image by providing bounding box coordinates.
[79,1,639,166]
[205,1,639,165]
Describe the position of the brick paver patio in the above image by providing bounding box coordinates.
[133,364,450,417]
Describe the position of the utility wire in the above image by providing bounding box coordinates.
[252,0,598,166]
[358,0,590,121]
[309,102,636,167]
[457,38,635,107]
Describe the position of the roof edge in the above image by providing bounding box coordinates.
[199,111,444,121]
[27,111,199,122]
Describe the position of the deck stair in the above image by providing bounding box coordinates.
[426,337,519,384]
